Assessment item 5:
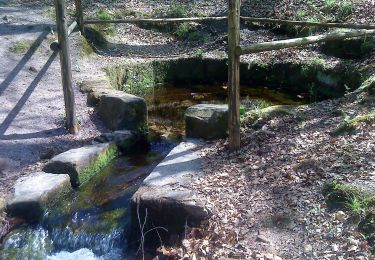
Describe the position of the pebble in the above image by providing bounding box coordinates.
[303,244,313,253]
[29,66,38,73]
[334,211,346,221]
[256,234,271,244]
[264,253,282,260]
[347,237,359,246]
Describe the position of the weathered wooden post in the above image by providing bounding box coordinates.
[55,0,79,134]
[75,0,84,34]
[228,0,241,150]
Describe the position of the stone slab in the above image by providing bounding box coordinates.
[7,172,71,220]
[97,92,147,131]
[43,143,117,187]
[132,140,210,235]
[185,104,228,139]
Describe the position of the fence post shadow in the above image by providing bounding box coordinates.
[0,51,58,136]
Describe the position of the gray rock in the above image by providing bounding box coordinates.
[256,234,271,244]
[132,140,211,235]
[78,79,114,106]
[185,104,228,139]
[97,92,147,131]
[79,79,111,94]
[43,143,118,187]
[7,172,71,220]
[94,130,145,153]
[87,88,117,107]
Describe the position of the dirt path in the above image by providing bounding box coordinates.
[0,5,108,199]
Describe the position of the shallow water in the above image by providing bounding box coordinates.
[0,139,176,259]
[147,84,304,139]
[0,84,304,259]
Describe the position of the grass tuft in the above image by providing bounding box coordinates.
[9,39,36,54]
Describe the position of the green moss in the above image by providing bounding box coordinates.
[242,105,294,128]
[106,62,155,98]
[174,22,204,41]
[355,76,375,96]
[96,9,113,21]
[9,39,36,54]
[79,144,118,186]
[79,34,94,58]
[322,0,352,20]
[331,110,375,136]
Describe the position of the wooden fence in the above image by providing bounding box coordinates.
[54,0,375,148]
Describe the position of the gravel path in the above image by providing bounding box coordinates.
[0,5,109,199]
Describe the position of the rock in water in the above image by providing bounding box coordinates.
[185,104,228,139]
[7,172,71,220]
[43,143,118,187]
[97,92,147,131]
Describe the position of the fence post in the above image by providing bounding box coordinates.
[75,0,84,34]
[228,0,241,150]
[55,0,79,134]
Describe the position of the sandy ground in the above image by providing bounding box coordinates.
[0,5,110,199]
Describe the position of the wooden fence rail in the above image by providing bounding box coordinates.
[239,29,375,55]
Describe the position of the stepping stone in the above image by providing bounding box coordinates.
[94,130,146,153]
[185,104,228,139]
[43,143,118,187]
[132,140,211,235]
[7,172,71,220]
[97,92,147,131]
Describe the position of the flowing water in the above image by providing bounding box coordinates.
[0,85,303,259]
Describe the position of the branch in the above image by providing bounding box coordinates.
[240,16,375,30]
[238,29,375,55]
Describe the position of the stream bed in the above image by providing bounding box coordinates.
[0,85,304,259]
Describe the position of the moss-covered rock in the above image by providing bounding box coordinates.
[322,37,375,59]
[355,75,375,96]
[185,104,228,139]
[242,105,295,129]
[7,173,72,220]
[43,143,118,187]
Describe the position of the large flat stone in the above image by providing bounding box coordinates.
[7,172,71,220]
[185,104,228,139]
[97,92,147,131]
[131,140,210,237]
[43,143,117,187]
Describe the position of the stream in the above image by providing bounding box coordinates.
[0,85,303,259]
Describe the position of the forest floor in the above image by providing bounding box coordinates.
[0,0,375,259]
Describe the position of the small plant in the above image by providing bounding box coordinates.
[9,39,37,54]
[323,0,352,20]
[324,0,337,13]
[169,4,188,18]
[295,10,306,20]
[174,22,192,39]
[346,196,368,216]
[240,105,246,116]
[337,1,352,20]
[96,9,113,20]
[195,48,204,59]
